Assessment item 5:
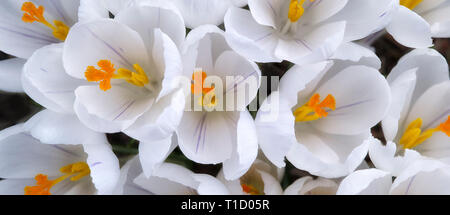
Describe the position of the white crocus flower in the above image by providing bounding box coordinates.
[224,0,395,64]
[0,109,120,195]
[169,0,247,29]
[175,25,260,180]
[382,0,450,48]
[369,48,450,176]
[77,0,136,22]
[337,159,450,195]
[0,0,80,92]
[256,43,391,178]
[51,1,185,176]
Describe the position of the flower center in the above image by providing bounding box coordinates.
[400,0,423,10]
[288,0,315,23]
[24,162,90,195]
[21,2,69,41]
[399,116,450,149]
[191,69,217,108]
[85,59,149,91]
[293,93,336,122]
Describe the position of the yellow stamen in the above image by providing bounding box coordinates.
[21,2,69,41]
[288,0,315,22]
[241,184,261,195]
[400,116,450,149]
[191,70,217,108]
[293,93,336,122]
[85,60,149,91]
[400,0,424,10]
[24,162,90,195]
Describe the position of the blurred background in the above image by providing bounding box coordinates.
[1,34,449,187]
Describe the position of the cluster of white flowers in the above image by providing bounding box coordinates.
[0,0,448,195]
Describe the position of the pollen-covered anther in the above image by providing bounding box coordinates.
[24,162,90,195]
[21,2,69,41]
[400,0,424,10]
[288,0,315,22]
[85,60,149,91]
[293,93,336,122]
[191,70,216,107]
[400,116,450,149]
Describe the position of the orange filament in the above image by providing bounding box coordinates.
[24,162,90,195]
[288,0,315,22]
[293,93,336,122]
[21,2,69,41]
[400,116,450,149]
[241,184,261,195]
[400,0,424,10]
[85,60,149,91]
[191,70,216,107]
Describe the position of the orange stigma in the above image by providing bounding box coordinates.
[24,162,90,195]
[400,116,450,149]
[293,93,336,122]
[21,2,69,41]
[241,184,261,195]
[85,60,149,91]
[191,69,217,108]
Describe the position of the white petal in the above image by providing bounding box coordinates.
[0,58,25,93]
[422,5,450,37]
[113,156,153,195]
[115,1,185,49]
[124,89,184,142]
[170,0,232,28]
[223,110,258,180]
[177,111,235,164]
[287,125,371,178]
[152,29,183,101]
[330,42,381,69]
[23,109,106,145]
[337,168,392,195]
[84,141,120,195]
[224,7,280,63]
[139,134,177,177]
[63,19,150,80]
[275,21,346,65]
[386,6,432,48]
[0,124,85,178]
[256,95,296,168]
[74,85,154,132]
[382,68,417,142]
[0,179,36,195]
[312,65,391,135]
[368,139,421,176]
[390,159,450,195]
[193,174,230,195]
[22,43,83,113]
[247,0,278,28]
[388,48,449,107]
[258,170,283,195]
[133,163,198,195]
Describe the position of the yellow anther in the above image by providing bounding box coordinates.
[191,70,217,108]
[400,0,424,10]
[21,2,69,41]
[24,162,90,195]
[85,60,149,91]
[400,116,450,149]
[293,93,336,122]
[288,0,315,22]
